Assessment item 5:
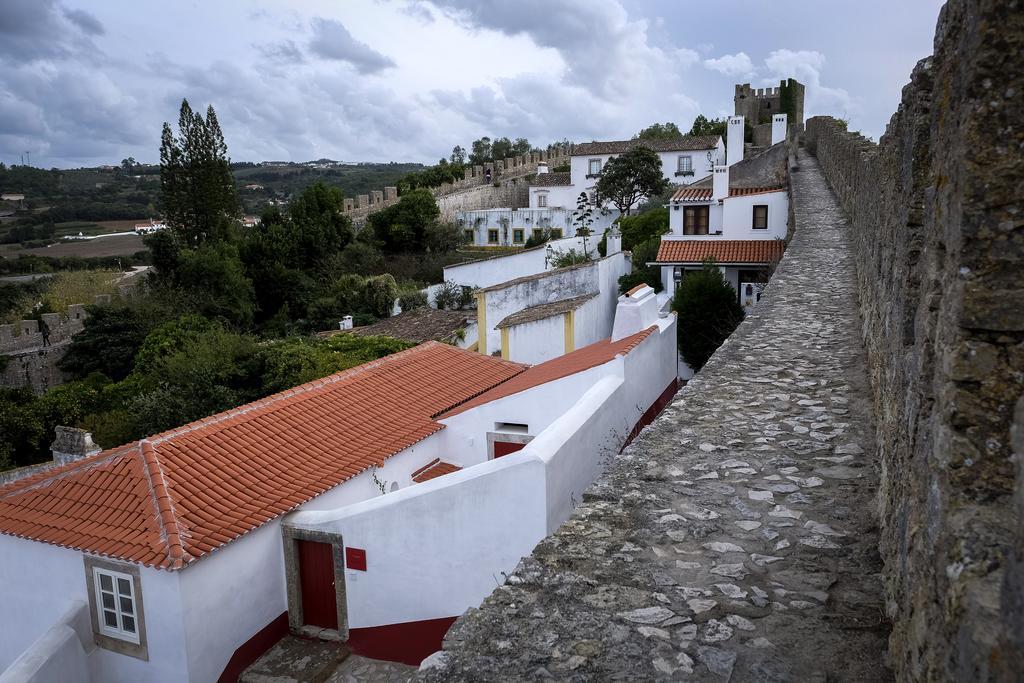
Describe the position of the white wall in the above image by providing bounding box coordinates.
[0,535,189,683]
[665,191,787,240]
[283,314,677,632]
[0,602,91,683]
[442,236,591,291]
[479,252,629,356]
[505,314,564,365]
[528,185,581,210]
[569,144,724,196]
[721,191,788,240]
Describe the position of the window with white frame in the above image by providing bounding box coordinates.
[537,193,548,207]
[587,159,602,176]
[92,566,140,643]
[677,156,692,173]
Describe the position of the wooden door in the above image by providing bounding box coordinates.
[298,540,338,630]
[493,441,526,458]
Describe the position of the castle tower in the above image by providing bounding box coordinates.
[734,78,804,128]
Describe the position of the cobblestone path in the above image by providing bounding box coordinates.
[419,149,892,682]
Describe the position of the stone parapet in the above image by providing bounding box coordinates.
[801,0,1023,676]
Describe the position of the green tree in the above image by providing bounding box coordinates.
[594,146,669,217]
[672,260,744,370]
[616,237,663,293]
[469,137,492,166]
[363,274,398,318]
[635,122,683,140]
[688,115,728,138]
[368,189,440,252]
[450,145,466,164]
[159,99,240,246]
[171,242,256,328]
[58,306,154,381]
[618,207,669,251]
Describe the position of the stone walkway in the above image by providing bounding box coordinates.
[326,655,415,682]
[418,149,892,681]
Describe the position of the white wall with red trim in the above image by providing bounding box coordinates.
[283,311,677,635]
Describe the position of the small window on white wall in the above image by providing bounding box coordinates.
[537,193,548,207]
[588,159,601,176]
[93,567,140,643]
[677,156,692,172]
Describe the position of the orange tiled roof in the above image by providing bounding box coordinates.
[670,186,785,202]
[440,327,657,419]
[0,343,525,570]
[655,239,786,264]
[410,459,462,483]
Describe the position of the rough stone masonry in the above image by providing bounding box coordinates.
[419,149,890,681]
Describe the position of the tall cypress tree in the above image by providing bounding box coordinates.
[159,99,240,247]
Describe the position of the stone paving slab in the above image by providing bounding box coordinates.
[326,655,415,682]
[241,635,349,683]
[417,149,892,682]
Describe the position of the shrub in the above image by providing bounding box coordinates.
[671,260,744,370]
[398,289,428,312]
[363,274,398,318]
[434,281,474,310]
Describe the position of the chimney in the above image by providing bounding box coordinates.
[606,225,622,256]
[339,315,354,330]
[771,113,788,145]
[727,115,744,166]
[51,426,101,466]
[713,165,729,202]
[611,284,659,341]
[537,162,549,175]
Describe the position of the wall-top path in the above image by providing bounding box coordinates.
[418,149,891,682]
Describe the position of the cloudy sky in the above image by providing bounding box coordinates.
[0,0,945,169]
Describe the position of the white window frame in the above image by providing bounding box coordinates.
[92,566,141,644]
[677,156,692,172]
[537,193,548,207]
[588,159,602,176]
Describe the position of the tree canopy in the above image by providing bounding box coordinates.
[594,146,669,217]
[159,99,240,246]
[672,260,745,370]
[688,115,728,138]
[635,122,683,140]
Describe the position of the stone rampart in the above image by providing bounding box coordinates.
[0,296,109,394]
[342,144,572,227]
[802,0,1023,678]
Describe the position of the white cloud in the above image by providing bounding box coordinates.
[703,52,754,77]
[308,17,395,73]
[763,49,859,120]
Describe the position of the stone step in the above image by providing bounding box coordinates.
[240,634,350,683]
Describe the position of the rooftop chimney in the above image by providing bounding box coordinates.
[50,426,101,466]
[713,165,729,202]
[606,225,622,256]
[339,315,354,331]
[611,285,659,341]
[771,113,788,146]
[727,116,744,166]
[537,162,549,174]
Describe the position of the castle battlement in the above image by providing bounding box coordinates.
[0,295,109,354]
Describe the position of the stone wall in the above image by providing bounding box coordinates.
[342,145,572,228]
[0,297,108,394]
[804,0,1023,678]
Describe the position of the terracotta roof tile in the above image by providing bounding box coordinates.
[574,136,720,155]
[317,308,471,345]
[531,172,571,187]
[670,186,785,202]
[439,326,657,419]
[655,239,786,264]
[410,459,463,483]
[0,343,525,570]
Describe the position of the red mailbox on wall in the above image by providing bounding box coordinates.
[345,547,367,571]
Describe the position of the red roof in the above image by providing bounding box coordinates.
[670,186,785,202]
[410,459,462,483]
[655,239,786,264]
[0,343,524,570]
[440,327,656,419]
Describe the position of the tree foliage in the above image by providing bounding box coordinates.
[368,189,440,253]
[688,115,728,139]
[159,100,240,246]
[635,122,683,140]
[594,146,669,217]
[617,237,663,294]
[672,260,744,370]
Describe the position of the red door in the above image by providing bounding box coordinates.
[298,540,338,630]
[493,441,526,458]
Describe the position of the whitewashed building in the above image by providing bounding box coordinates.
[0,289,677,681]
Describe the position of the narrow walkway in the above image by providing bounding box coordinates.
[419,149,892,681]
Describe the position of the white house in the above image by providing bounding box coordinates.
[0,288,678,681]
[457,207,617,248]
[473,251,631,360]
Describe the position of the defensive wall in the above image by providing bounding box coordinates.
[0,296,110,394]
[802,0,1023,676]
[418,1,1022,679]
[342,145,572,226]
